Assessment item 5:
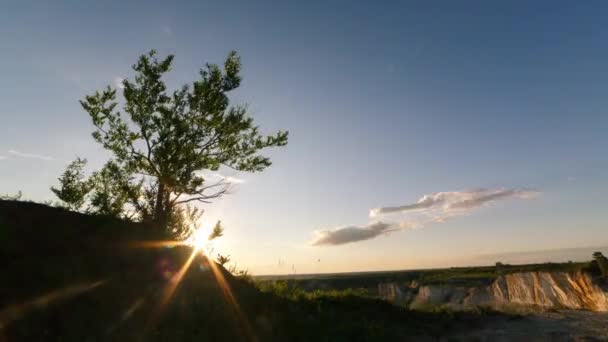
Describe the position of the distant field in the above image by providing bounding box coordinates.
[255,261,591,291]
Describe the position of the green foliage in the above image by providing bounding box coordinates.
[50,158,93,211]
[419,268,496,286]
[77,49,288,228]
[167,204,203,240]
[257,280,371,302]
[88,160,135,217]
[50,159,144,219]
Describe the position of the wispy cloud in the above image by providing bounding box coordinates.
[210,173,246,184]
[8,150,55,161]
[312,222,399,246]
[223,176,245,184]
[0,155,7,160]
[312,188,539,246]
[371,188,538,217]
[113,77,125,89]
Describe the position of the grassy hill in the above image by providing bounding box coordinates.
[0,200,504,341]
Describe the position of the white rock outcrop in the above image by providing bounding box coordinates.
[380,271,608,311]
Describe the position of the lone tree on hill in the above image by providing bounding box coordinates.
[52,50,288,231]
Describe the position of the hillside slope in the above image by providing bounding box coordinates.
[0,200,494,341]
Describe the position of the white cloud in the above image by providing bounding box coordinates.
[113,77,125,89]
[370,188,538,218]
[223,176,245,184]
[210,173,246,184]
[313,188,540,246]
[311,222,399,246]
[8,150,55,161]
[0,155,6,160]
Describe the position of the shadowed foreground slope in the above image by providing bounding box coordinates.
[0,200,501,341]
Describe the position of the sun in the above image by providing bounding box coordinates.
[187,225,212,254]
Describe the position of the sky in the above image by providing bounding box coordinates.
[1,1,607,275]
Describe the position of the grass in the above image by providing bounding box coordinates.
[257,261,593,295]
[256,279,372,301]
[0,200,513,341]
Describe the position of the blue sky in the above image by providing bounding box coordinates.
[1,1,607,274]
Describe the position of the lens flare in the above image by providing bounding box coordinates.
[0,279,108,330]
[186,226,213,254]
[127,240,187,249]
[206,256,257,342]
[129,226,250,340]
[157,248,198,310]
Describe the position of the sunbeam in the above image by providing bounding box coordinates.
[206,256,257,342]
[129,233,254,341]
[146,247,200,330]
[126,240,188,249]
[0,279,108,330]
[105,296,146,335]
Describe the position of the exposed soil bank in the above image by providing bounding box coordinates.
[380,271,608,311]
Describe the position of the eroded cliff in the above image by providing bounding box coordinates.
[380,271,608,311]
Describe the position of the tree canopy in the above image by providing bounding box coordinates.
[50,158,92,211]
[52,50,288,234]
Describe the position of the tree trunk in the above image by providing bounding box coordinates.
[154,182,167,228]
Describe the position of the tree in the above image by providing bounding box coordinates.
[593,252,608,278]
[77,50,288,228]
[51,158,92,211]
[88,160,138,218]
[168,204,203,240]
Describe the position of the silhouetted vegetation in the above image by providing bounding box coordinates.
[50,158,92,211]
[0,200,506,341]
[592,251,608,278]
[51,50,288,236]
[216,254,231,266]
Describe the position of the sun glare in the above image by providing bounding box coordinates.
[187,226,212,254]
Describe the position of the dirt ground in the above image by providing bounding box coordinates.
[454,310,608,341]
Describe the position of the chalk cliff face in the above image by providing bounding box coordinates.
[489,271,608,311]
[379,271,608,311]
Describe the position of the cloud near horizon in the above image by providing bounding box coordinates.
[8,150,55,161]
[312,222,400,246]
[312,188,539,246]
